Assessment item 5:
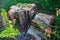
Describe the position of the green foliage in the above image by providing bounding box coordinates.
[4,0,18,11]
[52,16,60,39]
[0,9,20,39]
[0,0,18,11]
[1,9,9,28]
[54,16,60,26]
[0,27,20,39]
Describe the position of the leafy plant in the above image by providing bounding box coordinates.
[0,27,20,39]
[1,9,9,28]
[0,9,20,40]
[54,16,60,26]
